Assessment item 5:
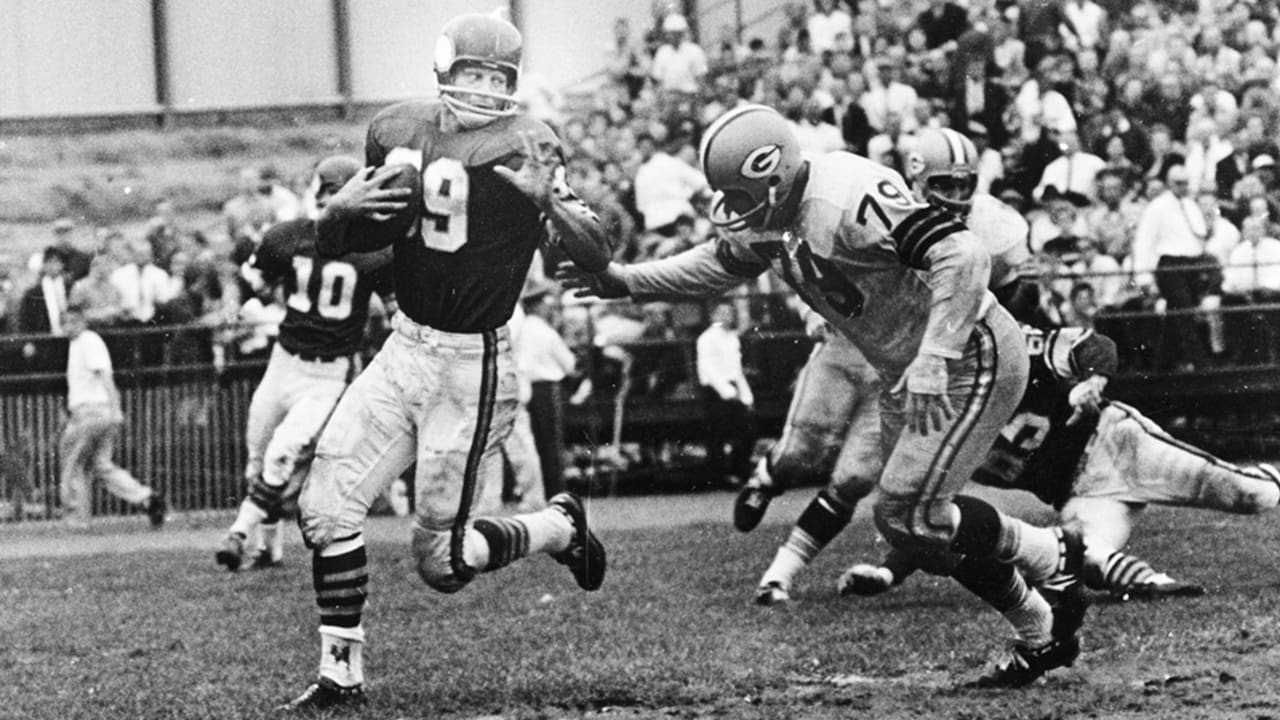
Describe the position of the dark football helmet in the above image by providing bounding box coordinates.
[434,13,522,128]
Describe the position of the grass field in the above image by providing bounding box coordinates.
[4,491,1280,720]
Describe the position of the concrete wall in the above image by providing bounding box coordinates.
[0,0,780,122]
[0,0,157,116]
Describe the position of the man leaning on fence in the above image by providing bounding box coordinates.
[58,299,166,528]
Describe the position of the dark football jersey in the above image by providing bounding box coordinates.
[252,219,394,359]
[360,100,557,333]
[972,326,1118,507]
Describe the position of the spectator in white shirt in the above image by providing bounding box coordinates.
[696,300,756,486]
[1221,215,1280,363]
[1132,164,1219,370]
[59,300,165,528]
[517,284,578,499]
[860,56,920,135]
[109,237,173,324]
[806,0,853,55]
[1034,128,1107,201]
[1223,215,1280,296]
[650,14,708,97]
[790,98,846,154]
[633,132,709,246]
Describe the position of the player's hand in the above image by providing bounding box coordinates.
[892,354,953,436]
[1067,374,1107,426]
[327,166,413,222]
[494,130,558,210]
[803,311,830,341]
[555,261,631,299]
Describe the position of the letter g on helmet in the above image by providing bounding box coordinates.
[699,105,803,231]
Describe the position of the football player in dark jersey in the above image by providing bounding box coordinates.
[840,325,1280,600]
[278,12,613,713]
[215,155,394,572]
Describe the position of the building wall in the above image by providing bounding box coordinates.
[0,0,767,121]
[0,0,157,117]
[164,0,339,110]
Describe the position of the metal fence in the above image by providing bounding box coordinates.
[0,362,263,523]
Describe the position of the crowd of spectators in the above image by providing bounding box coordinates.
[5,0,1280,385]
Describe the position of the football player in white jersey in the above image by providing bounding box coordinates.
[733,128,1047,610]
[561,106,1086,686]
[840,323,1280,601]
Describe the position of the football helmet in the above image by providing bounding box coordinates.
[698,104,804,231]
[434,13,522,128]
[906,127,979,213]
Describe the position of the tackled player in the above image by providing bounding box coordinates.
[277,12,613,713]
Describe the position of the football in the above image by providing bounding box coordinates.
[376,162,423,240]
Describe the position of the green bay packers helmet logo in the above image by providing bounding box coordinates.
[741,145,783,179]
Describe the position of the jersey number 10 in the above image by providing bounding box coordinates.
[288,257,357,320]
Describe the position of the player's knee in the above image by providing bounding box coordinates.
[829,472,876,507]
[410,526,472,594]
[771,451,828,490]
[872,494,916,548]
[873,494,952,550]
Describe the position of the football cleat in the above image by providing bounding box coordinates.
[754,580,791,606]
[1120,577,1206,601]
[836,563,896,597]
[733,484,779,533]
[274,677,366,714]
[549,493,606,591]
[969,636,1081,688]
[215,533,247,572]
[146,492,167,528]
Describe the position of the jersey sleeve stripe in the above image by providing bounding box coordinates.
[892,208,967,268]
[716,238,770,277]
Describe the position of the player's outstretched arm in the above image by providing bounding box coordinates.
[316,166,413,257]
[557,241,761,302]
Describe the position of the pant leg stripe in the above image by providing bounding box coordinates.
[1108,401,1232,466]
[450,330,499,581]
[918,319,997,531]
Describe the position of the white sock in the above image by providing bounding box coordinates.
[1003,588,1054,648]
[228,498,267,540]
[318,625,365,687]
[523,505,574,555]
[261,522,283,560]
[1000,522,1064,585]
[760,546,806,590]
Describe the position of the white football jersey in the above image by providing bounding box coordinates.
[967,193,1031,289]
[717,152,995,377]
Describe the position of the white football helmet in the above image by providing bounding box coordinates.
[698,104,804,231]
[434,13,522,128]
[906,128,979,213]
